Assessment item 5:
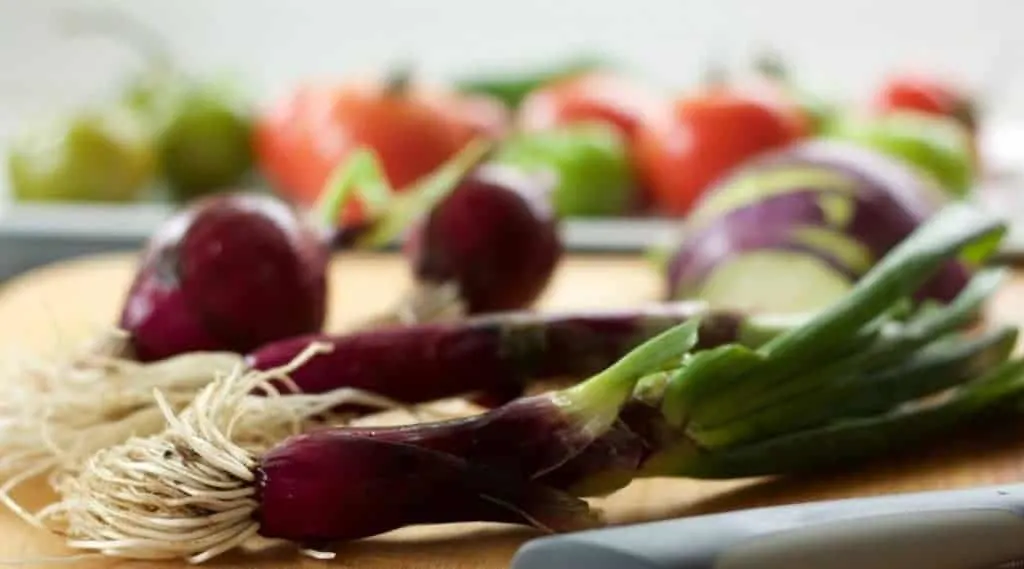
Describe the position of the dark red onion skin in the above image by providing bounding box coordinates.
[119,193,329,362]
[405,163,563,314]
[255,426,598,544]
[669,143,970,304]
[338,394,593,476]
[246,303,741,408]
[253,377,686,544]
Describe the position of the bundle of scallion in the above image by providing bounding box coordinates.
[22,202,1024,563]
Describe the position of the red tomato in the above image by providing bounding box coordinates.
[874,74,980,167]
[516,71,668,213]
[875,75,976,129]
[255,79,509,225]
[634,88,808,216]
[254,86,334,210]
[516,71,667,140]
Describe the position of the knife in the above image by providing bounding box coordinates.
[509,483,1024,569]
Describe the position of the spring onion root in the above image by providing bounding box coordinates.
[23,342,474,563]
[0,338,410,497]
[43,357,266,563]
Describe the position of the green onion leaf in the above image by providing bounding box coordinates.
[690,325,1017,449]
[356,139,492,248]
[664,358,1024,479]
[761,204,1005,361]
[313,148,394,228]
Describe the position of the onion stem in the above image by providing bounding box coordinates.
[559,318,701,436]
[311,148,394,230]
[355,138,493,248]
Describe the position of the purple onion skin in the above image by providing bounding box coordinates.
[246,303,741,408]
[668,189,863,298]
[254,388,677,544]
[256,430,598,544]
[743,139,949,220]
[669,141,970,304]
[119,193,329,362]
[405,164,564,314]
[339,394,592,476]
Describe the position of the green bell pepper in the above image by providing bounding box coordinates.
[493,122,637,218]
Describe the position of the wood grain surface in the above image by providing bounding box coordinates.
[2,251,1024,569]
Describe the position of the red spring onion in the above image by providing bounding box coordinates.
[34,320,702,562]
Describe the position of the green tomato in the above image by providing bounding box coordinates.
[124,70,255,202]
[825,111,974,198]
[155,88,254,201]
[6,107,157,203]
[493,122,636,217]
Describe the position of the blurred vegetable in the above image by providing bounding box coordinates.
[635,84,808,216]
[825,110,975,197]
[6,106,157,203]
[59,8,256,201]
[399,162,563,316]
[255,73,509,225]
[493,122,637,217]
[142,83,255,201]
[275,138,553,323]
[662,139,969,314]
[516,70,666,141]
[874,74,979,134]
[455,55,613,109]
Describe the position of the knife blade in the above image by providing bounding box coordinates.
[510,484,1024,569]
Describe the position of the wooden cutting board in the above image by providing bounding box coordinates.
[3,251,1024,569]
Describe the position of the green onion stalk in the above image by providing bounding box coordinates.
[553,202,1023,492]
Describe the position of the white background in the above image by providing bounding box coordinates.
[1,0,1021,116]
[1,0,1023,199]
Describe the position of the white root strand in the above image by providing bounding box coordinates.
[36,343,319,563]
[0,328,445,492]
[0,296,480,494]
[10,339,485,563]
[0,329,242,485]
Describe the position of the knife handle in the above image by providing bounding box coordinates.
[510,484,1024,569]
